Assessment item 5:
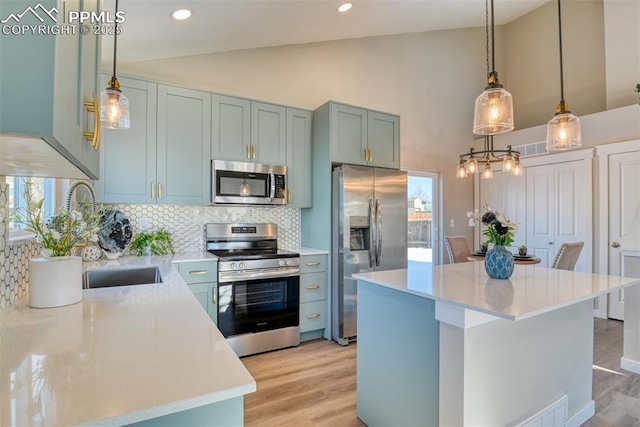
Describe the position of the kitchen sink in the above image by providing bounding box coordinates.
[83,266,163,289]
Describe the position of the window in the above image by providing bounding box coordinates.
[8,177,55,231]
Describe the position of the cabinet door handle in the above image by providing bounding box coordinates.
[287,189,291,203]
[306,285,321,290]
[151,182,155,199]
[369,148,373,162]
[306,313,320,319]
[158,182,163,199]
[252,145,256,159]
[189,270,208,275]
[306,262,321,266]
[246,145,250,159]
[212,290,217,305]
[82,92,100,151]
[364,148,368,161]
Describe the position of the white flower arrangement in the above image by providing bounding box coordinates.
[12,182,101,257]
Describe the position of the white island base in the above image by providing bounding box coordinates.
[356,262,640,426]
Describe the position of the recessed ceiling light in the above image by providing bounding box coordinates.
[171,9,192,21]
[338,3,352,13]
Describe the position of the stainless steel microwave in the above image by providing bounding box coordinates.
[211,160,287,205]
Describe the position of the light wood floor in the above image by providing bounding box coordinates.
[242,319,640,426]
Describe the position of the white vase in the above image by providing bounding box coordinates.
[29,256,83,308]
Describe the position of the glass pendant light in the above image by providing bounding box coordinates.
[512,154,523,176]
[100,0,130,130]
[473,0,514,136]
[502,152,514,173]
[546,0,581,151]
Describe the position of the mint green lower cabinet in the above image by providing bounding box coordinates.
[188,282,217,324]
[175,261,218,325]
[299,254,329,341]
[129,396,243,426]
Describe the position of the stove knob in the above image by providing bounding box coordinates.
[286,260,293,266]
[230,263,237,270]
[239,262,245,269]
[278,260,286,267]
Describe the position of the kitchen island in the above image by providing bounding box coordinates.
[0,255,256,426]
[355,261,640,427]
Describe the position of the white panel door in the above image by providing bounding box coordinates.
[526,165,555,267]
[606,149,640,320]
[525,160,587,270]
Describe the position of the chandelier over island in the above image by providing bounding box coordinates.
[458,0,518,180]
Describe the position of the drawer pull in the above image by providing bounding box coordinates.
[306,285,321,290]
[306,262,321,266]
[189,270,208,275]
[306,313,320,319]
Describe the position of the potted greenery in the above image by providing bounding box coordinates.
[518,245,528,256]
[12,182,101,308]
[130,229,175,256]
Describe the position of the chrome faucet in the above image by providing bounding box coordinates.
[65,180,98,214]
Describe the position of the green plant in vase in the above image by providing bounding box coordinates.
[130,229,175,256]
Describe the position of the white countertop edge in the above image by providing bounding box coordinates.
[84,383,257,427]
[353,271,640,322]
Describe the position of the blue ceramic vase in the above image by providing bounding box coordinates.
[484,245,515,279]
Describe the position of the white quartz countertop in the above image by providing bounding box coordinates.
[354,261,640,321]
[0,255,255,427]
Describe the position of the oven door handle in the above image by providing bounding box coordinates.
[218,267,300,283]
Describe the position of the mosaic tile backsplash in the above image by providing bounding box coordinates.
[105,204,302,253]
[0,180,39,310]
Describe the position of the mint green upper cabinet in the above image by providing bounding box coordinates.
[211,94,251,162]
[157,85,211,205]
[367,111,400,169]
[329,103,400,169]
[0,0,101,179]
[251,102,287,165]
[96,80,211,205]
[95,76,158,204]
[286,108,312,208]
[330,104,368,166]
[211,96,286,165]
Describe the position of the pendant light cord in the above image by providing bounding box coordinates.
[112,0,119,80]
[557,0,565,104]
[490,0,496,73]
[485,0,489,76]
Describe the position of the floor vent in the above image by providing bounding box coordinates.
[510,394,568,427]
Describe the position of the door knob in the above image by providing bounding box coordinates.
[611,242,621,248]
[548,242,553,245]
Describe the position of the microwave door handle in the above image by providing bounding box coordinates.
[270,171,275,201]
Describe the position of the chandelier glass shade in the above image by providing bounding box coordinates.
[546,0,581,151]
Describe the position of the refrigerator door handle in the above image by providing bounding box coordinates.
[375,198,382,267]
[369,198,376,268]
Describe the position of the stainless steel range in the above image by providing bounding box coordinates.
[205,223,300,357]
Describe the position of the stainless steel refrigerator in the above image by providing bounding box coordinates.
[332,165,408,345]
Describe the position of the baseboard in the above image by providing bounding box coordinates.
[621,357,640,374]
[566,400,595,427]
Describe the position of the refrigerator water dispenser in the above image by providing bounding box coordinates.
[349,216,370,251]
